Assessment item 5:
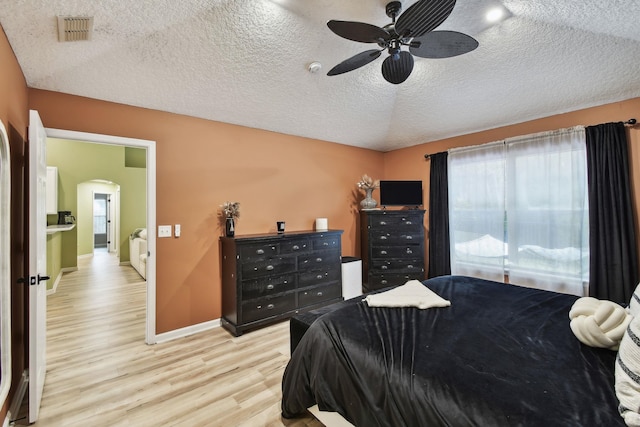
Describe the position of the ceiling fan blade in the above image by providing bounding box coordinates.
[410,31,478,58]
[327,20,390,43]
[395,0,457,38]
[327,49,383,76]
[381,51,414,84]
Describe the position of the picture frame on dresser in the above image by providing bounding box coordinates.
[360,210,426,292]
[219,229,343,336]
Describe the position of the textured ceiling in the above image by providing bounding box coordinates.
[1,0,639,151]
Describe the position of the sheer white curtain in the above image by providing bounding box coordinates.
[448,126,589,296]
[506,127,588,296]
[448,142,506,283]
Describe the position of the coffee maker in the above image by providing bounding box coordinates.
[57,211,75,225]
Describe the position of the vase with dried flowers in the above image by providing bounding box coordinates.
[357,174,379,210]
[220,201,240,237]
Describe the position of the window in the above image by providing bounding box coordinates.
[448,127,588,296]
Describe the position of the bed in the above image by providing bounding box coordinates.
[281,275,624,426]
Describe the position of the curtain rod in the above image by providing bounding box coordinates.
[424,118,638,159]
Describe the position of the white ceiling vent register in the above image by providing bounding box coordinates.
[57,16,94,42]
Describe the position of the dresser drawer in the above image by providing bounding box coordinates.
[369,215,422,229]
[280,238,311,254]
[298,250,340,271]
[239,243,279,260]
[298,284,342,308]
[313,235,341,250]
[371,258,424,273]
[298,268,341,287]
[368,272,424,289]
[370,231,423,245]
[241,274,296,300]
[372,245,422,258]
[241,256,296,279]
[242,293,296,323]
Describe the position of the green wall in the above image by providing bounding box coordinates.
[47,138,147,268]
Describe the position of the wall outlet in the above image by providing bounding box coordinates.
[158,225,172,238]
[175,224,181,237]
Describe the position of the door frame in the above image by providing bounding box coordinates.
[45,127,157,344]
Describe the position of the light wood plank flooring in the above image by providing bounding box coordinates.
[15,250,322,427]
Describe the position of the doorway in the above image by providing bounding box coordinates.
[93,193,109,250]
[45,127,157,344]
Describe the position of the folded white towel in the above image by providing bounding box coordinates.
[365,280,451,309]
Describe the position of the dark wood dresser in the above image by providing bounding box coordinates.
[220,230,343,336]
[360,210,425,292]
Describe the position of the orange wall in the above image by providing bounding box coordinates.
[27,89,385,333]
[0,25,28,423]
[384,97,640,272]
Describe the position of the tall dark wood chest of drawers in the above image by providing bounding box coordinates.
[220,230,343,336]
[360,210,426,292]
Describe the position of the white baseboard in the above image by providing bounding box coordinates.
[4,370,28,426]
[154,318,221,344]
[47,270,63,295]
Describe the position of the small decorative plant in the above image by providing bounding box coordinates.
[357,174,379,210]
[357,174,379,191]
[220,201,240,237]
[220,201,240,219]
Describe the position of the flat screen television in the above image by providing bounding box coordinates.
[379,180,423,207]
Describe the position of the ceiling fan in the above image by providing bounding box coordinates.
[326,0,478,84]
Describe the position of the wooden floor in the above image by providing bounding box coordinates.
[16,250,322,427]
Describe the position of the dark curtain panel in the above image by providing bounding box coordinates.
[428,152,451,278]
[586,122,639,304]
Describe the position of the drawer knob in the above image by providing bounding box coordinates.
[381,280,388,285]
[267,284,275,290]
[380,236,388,240]
[293,245,300,250]
[316,274,323,280]
[317,291,323,297]
[316,257,322,262]
[267,304,274,310]
[406,249,413,254]
[381,265,388,270]
[266,265,274,271]
[408,265,414,269]
[380,221,387,225]
[406,236,413,240]
[380,250,387,255]
[256,249,265,255]
[323,242,329,246]
[405,221,412,225]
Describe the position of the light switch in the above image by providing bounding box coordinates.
[175,224,181,237]
[158,225,172,238]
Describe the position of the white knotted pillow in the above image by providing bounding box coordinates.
[569,297,632,351]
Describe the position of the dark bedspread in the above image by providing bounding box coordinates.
[281,275,623,426]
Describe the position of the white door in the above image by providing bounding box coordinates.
[28,110,48,422]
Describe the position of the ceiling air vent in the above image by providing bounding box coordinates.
[57,16,94,42]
